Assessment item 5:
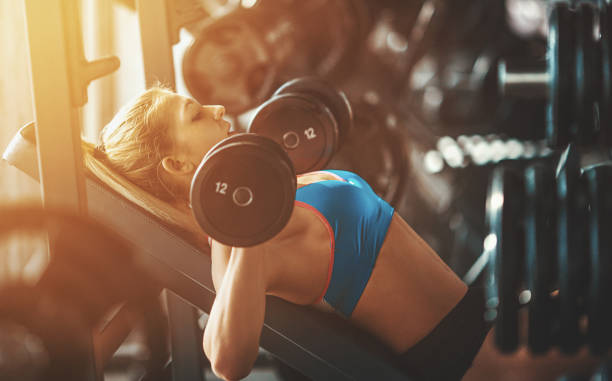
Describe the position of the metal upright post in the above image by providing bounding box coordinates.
[23,1,120,379]
[136,0,177,88]
[23,0,88,212]
[23,0,95,379]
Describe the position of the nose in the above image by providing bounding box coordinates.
[202,105,225,120]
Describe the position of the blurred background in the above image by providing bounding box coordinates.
[1,0,609,380]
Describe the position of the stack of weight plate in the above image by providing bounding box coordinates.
[485,145,612,355]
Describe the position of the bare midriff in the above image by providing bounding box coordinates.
[211,171,467,354]
[348,214,467,353]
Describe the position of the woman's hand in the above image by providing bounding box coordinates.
[203,245,268,380]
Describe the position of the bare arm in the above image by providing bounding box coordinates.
[203,245,267,380]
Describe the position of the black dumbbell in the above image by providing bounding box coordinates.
[583,164,612,354]
[485,144,612,355]
[600,2,612,145]
[485,165,525,353]
[524,161,557,354]
[575,3,598,143]
[556,145,589,354]
[499,2,608,147]
[190,133,297,247]
[248,77,353,174]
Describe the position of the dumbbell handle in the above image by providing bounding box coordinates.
[463,249,489,285]
[498,60,550,99]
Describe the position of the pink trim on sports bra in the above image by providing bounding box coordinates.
[294,200,335,304]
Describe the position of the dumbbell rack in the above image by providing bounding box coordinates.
[500,1,612,147]
[485,146,612,354]
[488,0,612,360]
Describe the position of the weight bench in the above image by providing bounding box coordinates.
[3,123,411,381]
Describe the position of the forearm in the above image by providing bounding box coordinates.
[204,247,267,380]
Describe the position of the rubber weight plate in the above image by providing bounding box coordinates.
[273,77,353,147]
[485,165,525,353]
[325,100,408,206]
[584,164,612,354]
[0,206,167,378]
[547,3,575,147]
[600,3,612,144]
[183,17,277,115]
[575,3,598,144]
[249,93,338,174]
[592,360,612,381]
[191,133,297,247]
[524,162,557,354]
[556,144,588,353]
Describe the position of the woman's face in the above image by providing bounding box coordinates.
[168,94,231,166]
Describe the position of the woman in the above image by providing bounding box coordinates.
[84,87,488,381]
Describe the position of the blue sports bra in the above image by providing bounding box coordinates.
[295,170,395,317]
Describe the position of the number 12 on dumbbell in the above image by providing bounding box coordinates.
[249,77,353,174]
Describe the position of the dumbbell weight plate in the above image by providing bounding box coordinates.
[556,145,588,354]
[592,360,612,381]
[600,4,612,144]
[524,162,556,354]
[486,166,525,353]
[183,18,277,115]
[326,100,408,206]
[575,3,597,144]
[547,3,575,147]
[273,77,353,148]
[191,133,297,247]
[317,0,371,80]
[584,165,612,354]
[248,93,338,174]
[0,206,165,380]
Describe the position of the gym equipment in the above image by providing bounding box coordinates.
[524,162,556,354]
[482,144,612,355]
[182,13,277,115]
[584,164,612,354]
[574,4,598,144]
[248,77,353,174]
[547,3,575,147]
[183,0,369,114]
[0,285,87,381]
[4,122,410,381]
[601,3,612,144]
[190,133,296,247]
[326,98,409,206]
[592,361,612,381]
[0,206,167,381]
[556,145,588,354]
[499,2,611,147]
[485,165,524,353]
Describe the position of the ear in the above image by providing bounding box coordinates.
[161,156,195,176]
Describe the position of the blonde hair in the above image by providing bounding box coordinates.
[82,87,203,240]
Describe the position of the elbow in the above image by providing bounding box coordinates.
[210,354,253,381]
[203,338,255,381]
